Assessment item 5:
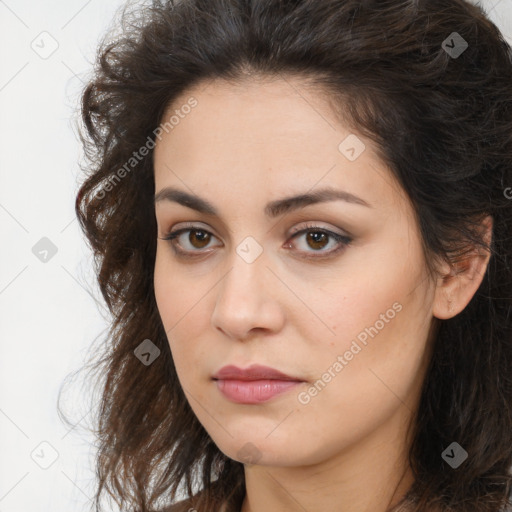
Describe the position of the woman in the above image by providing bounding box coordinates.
[68,0,512,510]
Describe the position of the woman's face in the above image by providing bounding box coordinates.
[153,76,437,467]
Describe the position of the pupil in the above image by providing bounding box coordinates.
[308,231,328,250]
[191,230,210,248]
[187,230,330,251]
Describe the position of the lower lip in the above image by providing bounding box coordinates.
[214,379,302,404]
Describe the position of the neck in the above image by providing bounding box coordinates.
[240,406,416,512]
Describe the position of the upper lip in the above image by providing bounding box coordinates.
[212,364,303,381]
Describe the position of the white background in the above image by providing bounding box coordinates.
[1,1,511,511]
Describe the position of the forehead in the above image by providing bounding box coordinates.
[155,76,343,155]
[153,76,405,215]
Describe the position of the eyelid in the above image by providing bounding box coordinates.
[288,221,350,239]
[159,221,217,239]
[160,220,350,240]
[159,221,352,260]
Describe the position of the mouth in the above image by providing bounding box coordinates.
[212,364,305,404]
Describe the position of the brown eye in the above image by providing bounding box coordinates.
[162,228,212,252]
[187,229,211,248]
[160,223,352,260]
[287,224,352,259]
[160,226,220,256]
[305,231,329,251]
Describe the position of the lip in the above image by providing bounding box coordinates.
[212,364,305,404]
[212,364,302,381]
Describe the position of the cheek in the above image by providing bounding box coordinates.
[287,256,412,358]
[290,293,431,457]
[154,250,206,326]
[304,274,431,411]
[297,244,432,395]
[154,251,222,391]
[154,254,177,328]
[153,253,205,367]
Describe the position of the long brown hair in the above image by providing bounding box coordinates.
[60,0,512,511]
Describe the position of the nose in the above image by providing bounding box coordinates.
[210,250,286,341]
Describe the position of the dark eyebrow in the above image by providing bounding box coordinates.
[154,186,372,218]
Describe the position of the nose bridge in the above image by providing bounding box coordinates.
[217,238,269,312]
[211,237,284,339]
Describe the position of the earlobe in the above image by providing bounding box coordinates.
[432,216,493,320]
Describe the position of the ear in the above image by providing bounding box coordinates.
[432,215,493,320]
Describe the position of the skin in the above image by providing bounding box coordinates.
[152,76,492,512]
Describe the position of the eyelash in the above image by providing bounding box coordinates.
[159,222,352,260]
